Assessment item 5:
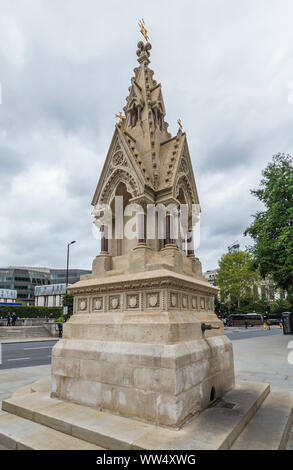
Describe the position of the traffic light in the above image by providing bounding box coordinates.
[265,305,271,315]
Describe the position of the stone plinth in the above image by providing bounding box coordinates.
[51,269,235,427]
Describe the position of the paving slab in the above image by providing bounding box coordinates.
[0,412,104,450]
[133,381,270,450]
[0,365,51,403]
[231,390,293,450]
[2,381,269,450]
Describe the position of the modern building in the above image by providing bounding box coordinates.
[0,267,91,305]
[49,269,91,286]
[0,288,19,306]
[35,284,67,307]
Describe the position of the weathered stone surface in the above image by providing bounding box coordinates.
[1,381,273,450]
[49,34,235,427]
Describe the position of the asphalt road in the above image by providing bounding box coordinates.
[224,326,283,341]
[0,328,285,369]
[0,340,58,370]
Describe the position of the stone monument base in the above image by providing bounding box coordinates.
[50,269,235,427]
[1,378,292,450]
[50,334,234,427]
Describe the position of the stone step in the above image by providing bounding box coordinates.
[0,326,52,339]
[2,381,270,450]
[0,411,104,450]
[231,390,293,450]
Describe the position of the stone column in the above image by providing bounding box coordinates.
[165,214,175,246]
[186,229,194,257]
[101,225,109,253]
[137,212,146,245]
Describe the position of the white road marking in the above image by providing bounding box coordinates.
[8,357,30,361]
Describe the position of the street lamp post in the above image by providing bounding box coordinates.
[66,241,76,292]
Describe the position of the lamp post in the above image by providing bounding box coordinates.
[66,241,76,291]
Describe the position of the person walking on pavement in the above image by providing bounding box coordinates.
[57,322,63,338]
[6,312,11,326]
[11,312,17,326]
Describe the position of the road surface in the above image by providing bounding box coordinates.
[0,340,58,370]
[0,328,285,369]
[224,326,283,341]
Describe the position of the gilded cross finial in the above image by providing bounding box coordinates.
[138,18,149,42]
[115,112,126,124]
[177,118,183,130]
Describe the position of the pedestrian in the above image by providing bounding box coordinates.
[6,312,11,326]
[11,312,17,326]
[245,320,248,329]
[267,319,271,330]
[58,322,63,338]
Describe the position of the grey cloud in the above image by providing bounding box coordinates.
[1,0,293,272]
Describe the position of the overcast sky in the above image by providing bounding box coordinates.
[0,0,293,272]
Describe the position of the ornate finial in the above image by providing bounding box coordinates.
[136,41,152,63]
[177,118,183,130]
[138,18,149,42]
[115,112,126,124]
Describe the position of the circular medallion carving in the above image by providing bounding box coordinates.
[112,152,124,166]
[149,294,158,307]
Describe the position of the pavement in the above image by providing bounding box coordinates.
[0,364,51,404]
[0,329,292,449]
[231,328,293,449]
[232,329,293,390]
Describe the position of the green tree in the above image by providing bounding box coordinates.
[217,251,259,309]
[245,153,293,291]
[62,292,74,320]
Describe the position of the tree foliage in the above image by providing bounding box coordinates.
[0,306,62,318]
[245,153,293,290]
[62,292,74,318]
[217,251,259,308]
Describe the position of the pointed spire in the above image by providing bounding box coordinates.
[120,30,172,190]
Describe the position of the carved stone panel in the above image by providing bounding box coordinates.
[146,292,160,308]
[191,296,198,309]
[78,298,88,312]
[200,297,205,310]
[170,292,178,308]
[109,295,120,310]
[127,293,139,309]
[93,297,103,311]
[182,294,188,309]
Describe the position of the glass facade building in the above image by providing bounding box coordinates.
[0,267,91,305]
